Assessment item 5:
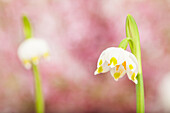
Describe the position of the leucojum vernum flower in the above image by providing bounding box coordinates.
[94,14,145,113]
[94,47,138,84]
[18,38,50,69]
[17,16,49,113]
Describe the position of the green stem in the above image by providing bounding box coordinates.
[126,14,145,113]
[32,64,44,113]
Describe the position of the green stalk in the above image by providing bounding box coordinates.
[126,14,145,113]
[32,64,44,113]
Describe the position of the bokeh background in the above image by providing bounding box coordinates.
[0,0,170,113]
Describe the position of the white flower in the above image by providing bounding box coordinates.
[18,38,50,69]
[94,47,138,84]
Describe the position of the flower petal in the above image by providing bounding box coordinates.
[125,52,138,84]
[126,52,138,71]
[94,61,110,75]
[18,38,49,61]
[97,47,127,68]
[127,71,138,84]
[110,65,126,81]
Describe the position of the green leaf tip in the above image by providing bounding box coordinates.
[126,14,139,40]
[126,14,140,55]
[127,14,132,18]
[22,15,32,39]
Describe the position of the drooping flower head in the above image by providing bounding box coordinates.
[18,38,50,69]
[94,47,138,84]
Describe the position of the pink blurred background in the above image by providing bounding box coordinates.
[0,0,170,113]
